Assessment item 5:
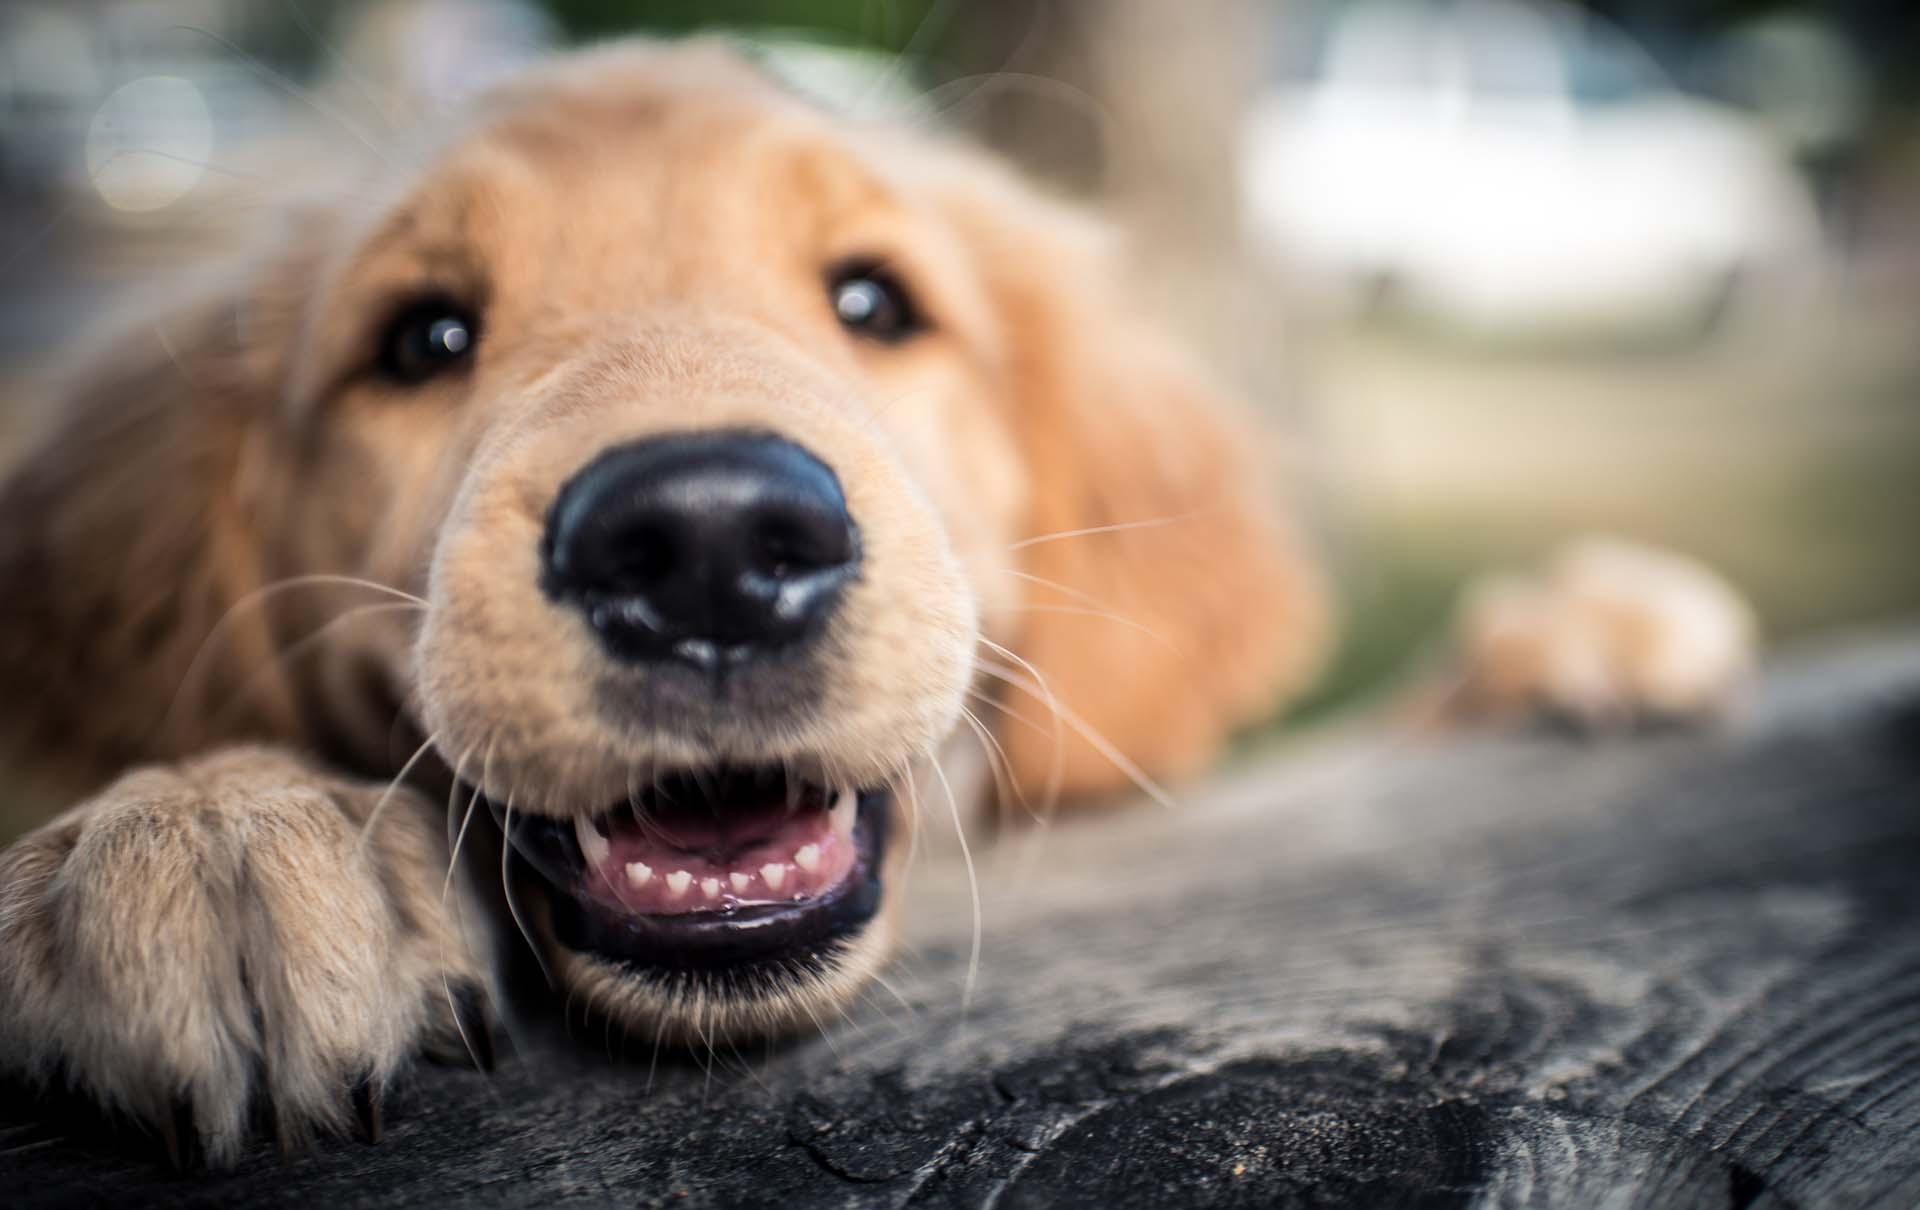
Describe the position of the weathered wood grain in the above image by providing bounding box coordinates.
[4,632,1918,1208]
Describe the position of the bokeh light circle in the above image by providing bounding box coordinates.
[86,76,212,212]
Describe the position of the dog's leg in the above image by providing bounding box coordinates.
[0,746,493,1167]
[1434,537,1758,729]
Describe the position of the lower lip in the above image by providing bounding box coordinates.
[499,790,890,972]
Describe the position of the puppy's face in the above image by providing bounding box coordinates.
[180,45,1320,1041]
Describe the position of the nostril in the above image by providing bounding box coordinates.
[750,512,855,579]
[599,520,679,590]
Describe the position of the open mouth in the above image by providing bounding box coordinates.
[489,766,888,973]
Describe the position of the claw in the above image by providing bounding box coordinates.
[260,1092,290,1160]
[350,1073,382,1145]
[452,980,497,1073]
[158,1096,202,1172]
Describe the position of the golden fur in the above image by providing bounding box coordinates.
[0,42,1322,1163]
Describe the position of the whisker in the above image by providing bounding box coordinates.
[442,746,488,887]
[890,756,923,885]
[966,686,1049,739]
[1005,512,1200,553]
[998,568,1136,626]
[699,1003,717,1107]
[208,599,423,729]
[926,756,982,1013]
[234,572,425,608]
[985,601,1171,646]
[725,1034,773,1096]
[165,572,426,732]
[828,994,871,1046]
[975,647,1179,812]
[957,704,1026,823]
[974,638,1067,817]
[274,0,405,136]
[628,777,676,851]
[354,730,439,854]
[500,794,557,988]
[442,743,475,861]
[645,1021,666,1097]
[94,146,293,190]
[959,694,1060,885]
[868,970,920,1022]
[459,740,534,1064]
[796,996,844,1062]
[848,383,938,439]
[1003,810,1057,899]
[168,24,392,165]
[852,985,912,1040]
[439,756,499,1082]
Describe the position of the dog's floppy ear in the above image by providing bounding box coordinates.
[0,250,309,799]
[937,167,1329,806]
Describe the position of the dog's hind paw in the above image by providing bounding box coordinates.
[0,748,493,1167]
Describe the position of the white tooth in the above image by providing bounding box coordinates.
[666,869,692,897]
[730,871,751,893]
[829,788,857,838]
[576,816,612,868]
[794,843,821,873]
[625,862,653,888]
[700,877,721,899]
[760,862,787,891]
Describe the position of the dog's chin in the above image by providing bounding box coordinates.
[475,765,894,1040]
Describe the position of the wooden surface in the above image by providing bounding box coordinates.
[4,631,1918,1207]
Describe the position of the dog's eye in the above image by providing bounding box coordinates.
[828,262,924,343]
[378,300,477,383]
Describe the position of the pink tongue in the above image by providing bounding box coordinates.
[586,804,856,916]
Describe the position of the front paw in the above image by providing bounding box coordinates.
[0,748,491,1166]
[1443,537,1757,729]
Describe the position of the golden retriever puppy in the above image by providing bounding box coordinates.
[0,41,1749,1166]
[0,42,1322,1163]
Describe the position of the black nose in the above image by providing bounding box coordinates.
[540,432,860,668]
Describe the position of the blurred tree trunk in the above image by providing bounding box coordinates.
[936,0,1316,498]
[941,1,1266,312]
